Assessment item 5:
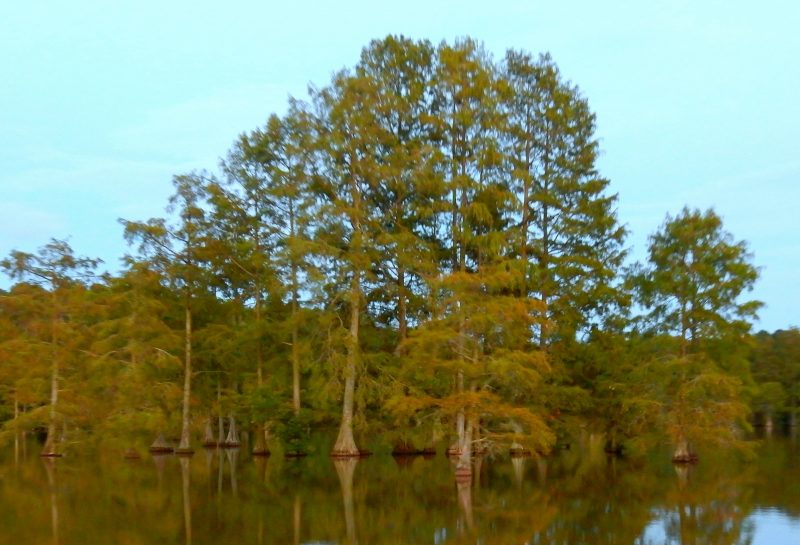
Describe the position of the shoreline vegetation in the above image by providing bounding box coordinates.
[1,36,797,471]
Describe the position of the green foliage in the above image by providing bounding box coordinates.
[630,207,761,352]
[274,408,314,455]
[0,37,772,464]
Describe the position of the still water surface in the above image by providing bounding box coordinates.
[0,436,797,544]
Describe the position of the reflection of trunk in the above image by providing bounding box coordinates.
[253,455,267,486]
[180,456,192,545]
[456,477,474,533]
[43,458,59,545]
[673,470,698,545]
[293,493,301,545]
[176,302,194,454]
[204,447,214,491]
[674,463,690,490]
[536,458,548,485]
[152,453,168,490]
[217,446,224,495]
[333,458,358,545]
[765,412,774,436]
[224,447,238,497]
[332,274,360,457]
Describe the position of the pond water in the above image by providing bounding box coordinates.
[0,435,798,544]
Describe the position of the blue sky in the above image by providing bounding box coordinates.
[1,0,798,331]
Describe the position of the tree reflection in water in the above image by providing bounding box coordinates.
[42,458,59,545]
[0,437,798,544]
[179,455,192,545]
[333,458,358,545]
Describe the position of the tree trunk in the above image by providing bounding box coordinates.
[224,414,240,447]
[13,396,19,466]
[290,200,302,416]
[150,432,173,453]
[397,265,407,346]
[455,414,475,479]
[202,418,215,447]
[672,434,697,463]
[291,279,301,416]
[252,422,270,456]
[42,315,60,457]
[332,274,360,457]
[448,369,466,457]
[217,381,225,447]
[512,456,525,489]
[176,303,193,454]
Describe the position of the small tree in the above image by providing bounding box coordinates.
[0,239,100,456]
[629,207,761,462]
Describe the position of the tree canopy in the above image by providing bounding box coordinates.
[0,36,783,467]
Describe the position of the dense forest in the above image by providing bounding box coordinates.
[1,36,797,471]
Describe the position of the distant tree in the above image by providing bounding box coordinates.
[0,239,99,455]
[751,328,800,430]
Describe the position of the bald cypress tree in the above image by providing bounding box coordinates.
[630,207,761,462]
[122,174,211,454]
[311,70,386,457]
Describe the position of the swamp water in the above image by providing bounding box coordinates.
[0,436,798,544]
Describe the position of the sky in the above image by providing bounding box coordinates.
[1,0,797,331]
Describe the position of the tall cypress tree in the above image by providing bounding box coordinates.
[122,174,211,454]
[504,51,627,347]
[311,70,385,456]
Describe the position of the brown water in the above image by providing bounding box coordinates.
[0,435,798,544]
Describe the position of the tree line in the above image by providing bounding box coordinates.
[0,36,795,469]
